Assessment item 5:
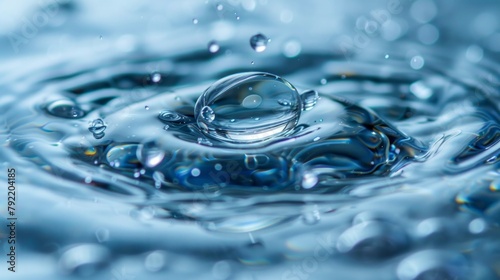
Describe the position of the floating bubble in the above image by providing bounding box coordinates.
[208,41,220,53]
[46,100,85,119]
[194,72,307,143]
[137,140,166,168]
[144,251,167,272]
[282,40,301,58]
[410,55,425,70]
[250,33,269,52]
[158,110,190,124]
[192,18,199,24]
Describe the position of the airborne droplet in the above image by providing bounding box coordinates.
[250,33,269,52]
[208,40,220,53]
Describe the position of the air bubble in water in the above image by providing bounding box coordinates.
[216,3,223,11]
[46,100,85,119]
[192,18,199,24]
[194,72,303,143]
[145,106,150,110]
[250,33,269,52]
[208,41,220,53]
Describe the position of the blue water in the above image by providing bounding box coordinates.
[1,1,500,279]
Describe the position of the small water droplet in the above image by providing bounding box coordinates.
[320,78,327,85]
[151,72,161,83]
[192,18,199,24]
[410,55,425,70]
[201,106,215,122]
[250,61,255,65]
[214,163,222,171]
[145,251,167,272]
[163,125,170,131]
[99,35,103,40]
[208,40,220,53]
[282,40,301,58]
[46,100,85,119]
[302,208,321,225]
[385,54,390,59]
[236,16,240,20]
[250,33,269,52]
[145,106,150,110]
[301,89,319,111]
[137,141,166,168]
[278,99,291,106]
[191,168,201,177]
[88,119,107,139]
[302,172,318,189]
[313,136,320,142]
[216,3,224,10]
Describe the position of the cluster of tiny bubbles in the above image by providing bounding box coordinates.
[208,40,220,53]
[194,72,317,143]
[46,99,86,119]
[249,33,269,52]
[88,118,107,139]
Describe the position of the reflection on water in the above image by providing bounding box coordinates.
[1,0,500,279]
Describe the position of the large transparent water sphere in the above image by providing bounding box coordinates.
[194,72,301,143]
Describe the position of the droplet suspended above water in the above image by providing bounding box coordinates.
[46,100,85,119]
[194,72,317,143]
[208,40,220,53]
[250,33,269,52]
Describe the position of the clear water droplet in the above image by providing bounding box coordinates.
[385,54,390,59]
[201,106,215,122]
[313,136,320,142]
[192,18,199,24]
[301,172,318,189]
[145,106,150,110]
[191,168,201,177]
[250,33,269,52]
[46,100,85,119]
[301,89,319,111]
[278,99,290,106]
[410,55,425,70]
[250,61,255,65]
[208,40,220,53]
[302,208,321,225]
[320,78,327,85]
[216,3,224,10]
[163,125,169,131]
[99,35,103,40]
[151,72,161,83]
[137,141,165,168]
[236,16,240,20]
[195,72,302,143]
[88,119,107,139]
[144,251,167,272]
